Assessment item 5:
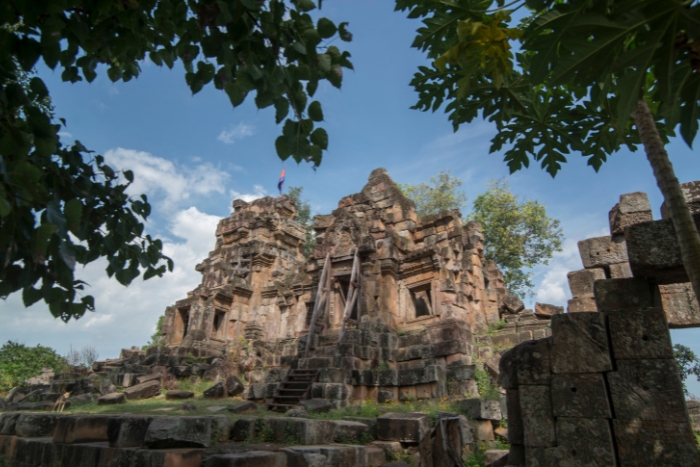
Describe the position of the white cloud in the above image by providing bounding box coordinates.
[230,184,267,203]
[217,123,255,144]
[57,131,73,139]
[104,148,229,211]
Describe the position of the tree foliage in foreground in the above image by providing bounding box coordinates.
[397,0,700,302]
[674,344,700,397]
[1,0,352,321]
[470,179,563,297]
[0,341,66,391]
[397,170,468,218]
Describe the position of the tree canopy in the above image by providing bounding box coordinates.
[397,170,468,218]
[0,0,352,321]
[470,179,563,297]
[287,185,315,256]
[0,341,66,391]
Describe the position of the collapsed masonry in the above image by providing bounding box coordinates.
[500,181,700,467]
[141,168,553,408]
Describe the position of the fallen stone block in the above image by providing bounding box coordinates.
[228,401,258,414]
[377,412,430,443]
[135,372,162,385]
[608,358,688,422]
[551,373,611,419]
[107,415,153,448]
[457,398,502,421]
[123,380,160,400]
[203,451,287,467]
[281,444,368,467]
[484,449,509,467]
[145,416,212,448]
[300,398,333,413]
[166,390,194,400]
[533,303,563,319]
[469,419,495,442]
[551,313,612,374]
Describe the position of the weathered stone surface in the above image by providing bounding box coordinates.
[432,416,464,467]
[377,412,430,443]
[123,380,160,400]
[594,277,653,312]
[533,303,563,319]
[625,212,700,284]
[14,413,59,437]
[551,313,612,374]
[107,415,153,448]
[203,382,226,399]
[99,379,117,395]
[567,268,606,298]
[578,235,629,268]
[502,295,525,314]
[257,417,334,445]
[469,419,495,442]
[499,338,551,389]
[609,191,653,235]
[53,415,110,443]
[228,401,258,414]
[614,419,700,467]
[551,373,611,419]
[519,386,555,448]
[661,180,700,219]
[300,398,334,413]
[556,417,616,466]
[609,262,633,278]
[181,402,197,412]
[566,296,597,313]
[145,416,211,448]
[660,282,700,328]
[608,358,689,422]
[0,413,20,435]
[343,416,378,440]
[166,390,194,400]
[281,444,368,467]
[484,449,509,467]
[225,376,245,396]
[204,451,287,467]
[506,390,523,445]
[457,398,502,421]
[332,420,370,443]
[135,372,162,385]
[606,307,674,360]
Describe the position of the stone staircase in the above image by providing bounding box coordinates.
[268,369,319,412]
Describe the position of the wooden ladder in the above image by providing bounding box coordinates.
[267,369,320,412]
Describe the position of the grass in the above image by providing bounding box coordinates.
[486,320,507,336]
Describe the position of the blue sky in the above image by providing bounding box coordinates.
[3,1,699,394]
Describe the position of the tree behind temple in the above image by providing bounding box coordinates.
[288,186,315,257]
[470,180,563,298]
[397,170,468,218]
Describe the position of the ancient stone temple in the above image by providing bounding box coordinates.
[158,168,552,408]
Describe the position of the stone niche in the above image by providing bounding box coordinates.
[158,168,554,405]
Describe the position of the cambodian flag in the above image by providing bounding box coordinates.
[278,168,286,194]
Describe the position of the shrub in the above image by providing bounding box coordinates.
[0,341,66,391]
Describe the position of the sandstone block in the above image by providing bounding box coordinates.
[484,449,509,467]
[203,451,287,467]
[468,419,495,442]
[107,415,152,448]
[609,191,653,235]
[557,417,616,466]
[578,235,628,268]
[506,390,523,445]
[343,416,378,439]
[625,212,700,284]
[551,313,612,374]
[457,398,502,421]
[594,277,653,312]
[609,262,633,278]
[567,268,606,298]
[447,364,475,382]
[281,444,368,467]
[228,401,258,414]
[533,303,563,319]
[231,418,256,442]
[225,376,245,397]
[53,415,110,443]
[502,295,525,314]
[566,296,597,313]
[499,338,551,389]
[258,417,334,445]
[204,382,226,399]
[145,416,211,448]
[660,283,700,328]
[551,373,611,419]
[519,386,555,448]
[166,390,194,400]
[300,398,333,413]
[366,446,385,467]
[608,358,688,422]
[15,414,59,438]
[332,420,371,443]
[377,412,430,443]
[606,307,674,360]
[123,379,160,400]
[397,365,444,386]
[614,419,700,467]
[661,180,700,219]
[0,413,20,435]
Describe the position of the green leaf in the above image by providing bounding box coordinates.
[46,200,67,234]
[16,37,42,71]
[275,98,290,124]
[295,0,316,12]
[22,286,44,308]
[225,82,249,107]
[317,18,337,39]
[64,199,83,233]
[310,127,328,149]
[317,54,331,72]
[276,136,291,160]
[308,101,323,121]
